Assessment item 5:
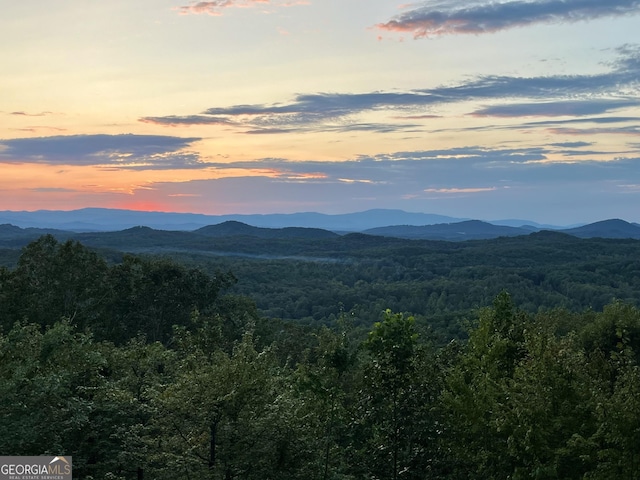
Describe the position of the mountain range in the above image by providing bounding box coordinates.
[363,218,640,241]
[0,207,567,232]
[0,209,639,245]
[0,208,468,232]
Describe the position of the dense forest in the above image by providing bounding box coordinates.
[4,226,639,342]
[2,235,640,479]
[193,232,640,339]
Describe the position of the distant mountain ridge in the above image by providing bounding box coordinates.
[363,218,640,241]
[0,208,639,242]
[0,208,466,232]
[1,218,640,254]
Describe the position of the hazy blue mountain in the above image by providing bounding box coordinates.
[262,209,467,231]
[0,208,467,232]
[559,219,640,239]
[364,220,533,241]
[1,208,638,242]
[1,218,640,253]
[0,208,215,231]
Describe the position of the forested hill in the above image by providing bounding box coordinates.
[194,221,339,239]
[363,218,640,240]
[363,219,533,240]
[2,228,640,342]
[561,218,640,238]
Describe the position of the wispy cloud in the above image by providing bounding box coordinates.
[177,0,267,16]
[30,187,77,193]
[0,134,207,170]
[424,187,498,193]
[176,0,307,16]
[140,115,235,127]
[470,98,640,117]
[550,141,593,148]
[547,126,640,136]
[142,92,433,132]
[10,126,67,134]
[377,0,640,38]
[140,45,640,133]
[426,115,640,140]
[10,111,54,117]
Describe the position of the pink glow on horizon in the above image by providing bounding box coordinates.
[110,200,176,212]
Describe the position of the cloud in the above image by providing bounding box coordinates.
[176,0,306,16]
[177,0,267,16]
[10,126,67,134]
[202,92,435,116]
[198,146,551,186]
[424,187,498,193]
[102,153,210,171]
[430,112,640,134]
[550,141,593,148]
[376,0,640,38]
[141,92,437,134]
[240,121,424,135]
[128,149,640,222]
[10,111,54,117]
[30,187,77,193]
[243,127,297,134]
[547,126,640,136]
[140,45,640,134]
[140,115,235,127]
[518,116,640,127]
[0,134,207,170]
[424,46,640,101]
[181,148,640,205]
[470,99,640,117]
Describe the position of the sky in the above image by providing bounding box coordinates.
[2,0,640,225]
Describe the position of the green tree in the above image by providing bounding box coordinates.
[442,292,528,478]
[580,302,640,478]
[103,255,236,344]
[149,326,306,480]
[1,236,109,331]
[291,321,358,479]
[94,337,177,480]
[496,323,597,478]
[0,320,113,478]
[355,309,437,480]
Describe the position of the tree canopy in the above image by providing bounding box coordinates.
[1,236,640,479]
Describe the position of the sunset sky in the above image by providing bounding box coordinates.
[2,0,640,224]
